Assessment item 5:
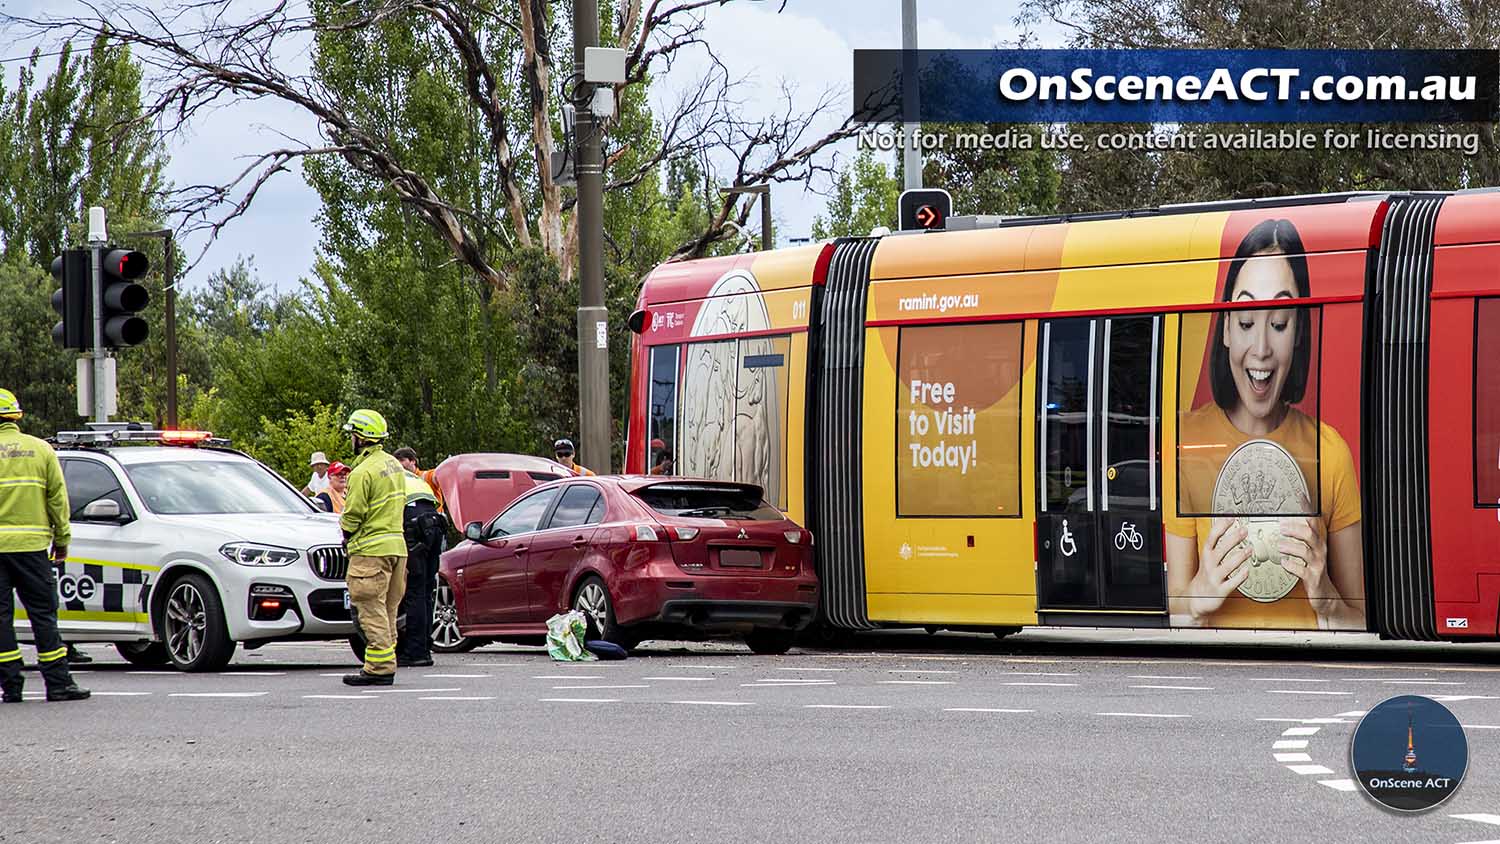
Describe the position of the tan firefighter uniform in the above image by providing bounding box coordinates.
[340,440,408,676]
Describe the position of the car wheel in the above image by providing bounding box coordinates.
[115,641,170,666]
[745,628,796,655]
[162,573,235,672]
[572,576,627,645]
[431,577,481,654]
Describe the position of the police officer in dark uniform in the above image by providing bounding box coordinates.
[396,469,445,667]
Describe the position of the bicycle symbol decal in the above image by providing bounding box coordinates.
[1059,519,1078,558]
[1114,521,1143,551]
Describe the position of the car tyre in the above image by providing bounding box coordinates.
[162,572,235,672]
[115,641,170,666]
[431,577,482,654]
[572,575,630,646]
[745,628,796,655]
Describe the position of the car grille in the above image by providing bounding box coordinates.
[308,545,348,581]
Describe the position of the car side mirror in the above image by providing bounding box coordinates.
[81,499,124,521]
[465,521,486,543]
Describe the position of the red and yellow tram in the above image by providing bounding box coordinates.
[625,189,1500,641]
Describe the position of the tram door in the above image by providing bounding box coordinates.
[1036,316,1165,614]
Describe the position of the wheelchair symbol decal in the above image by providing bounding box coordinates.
[1114,521,1143,551]
[1059,519,1078,558]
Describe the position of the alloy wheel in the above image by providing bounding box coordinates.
[432,580,464,649]
[574,581,608,638]
[164,581,207,665]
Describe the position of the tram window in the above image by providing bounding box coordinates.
[896,322,1024,517]
[679,335,791,509]
[646,345,679,475]
[1475,299,1500,506]
[1173,305,1322,519]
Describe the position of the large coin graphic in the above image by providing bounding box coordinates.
[1211,439,1309,602]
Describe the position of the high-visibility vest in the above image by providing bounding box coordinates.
[403,470,437,506]
[0,422,70,553]
[340,446,407,557]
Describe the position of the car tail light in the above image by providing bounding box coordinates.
[784,529,811,544]
[633,524,661,542]
[668,526,698,541]
[634,524,699,542]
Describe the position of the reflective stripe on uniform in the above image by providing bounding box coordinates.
[0,476,45,487]
[365,646,395,663]
[36,647,67,663]
[347,531,404,554]
[0,525,50,534]
[0,649,21,662]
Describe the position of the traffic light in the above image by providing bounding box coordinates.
[99,247,149,348]
[50,249,91,350]
[899,188,952,231]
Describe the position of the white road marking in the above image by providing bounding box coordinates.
[1381,680,1465,685]
[1273,740,1309,750]
[776,667,845,672]
[1318,779,1358,792]
[1462,724,1500,730]
[1286,764,1336,776]
[1129,685,1214,691]
[878,680,955,685]
[668,664,735,670]
[303,694,374,700]
[757,678,835,683]
[419,696,496,701]
[1096,712,1190,719]
[318,673,351,678]
[540,698,619,703]
[424,674,491,679]
[359,688,462,694]
[670,700,754,706]
[1453,815,1500,826]
[944,708,1033,713]
[1432,695,1500,702]
[1300,718,1350,724]
[888,669,957,674]
[804,704,889,710]
[90,691,153,696]
[1005,682,1078,687]
[1274,753,1312,762]
[551,684,649,690]
[1267,690,1353,696]
[1334,710,1368,717]
[740,682,837,688]
[1254,678,1328,683]
[1255,718,1308,723]
[1282,727,1321,736]
[1128,675,1202,680]
[533,675,602,680]
[642,677,717,682]
[168,692,268,698]
[1005,671,1077,677]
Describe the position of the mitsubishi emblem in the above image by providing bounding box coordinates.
[737,528,749,540]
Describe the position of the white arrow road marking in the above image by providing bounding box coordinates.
[1317,779,1357,792]
[1273,740,1309,750]
[1282,726,1321,736]
[1274,753,1312,762]
[1286,764,1336,776]
[1451,814,1500,826]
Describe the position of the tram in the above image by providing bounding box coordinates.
[624,189,1500,641]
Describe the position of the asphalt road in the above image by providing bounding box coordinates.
[4,629,1499,844]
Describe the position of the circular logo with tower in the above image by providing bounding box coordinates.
[1350,694,1468,812]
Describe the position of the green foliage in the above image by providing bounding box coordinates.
[0,258,76,435]
[812,149,899,239]
[242,401,351,485]
[920,123,1060,217]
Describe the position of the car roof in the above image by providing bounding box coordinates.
[598,475,766,497]
[57,445,254,465]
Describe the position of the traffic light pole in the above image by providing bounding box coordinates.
[574,0,611,471]
[165,235,177,427]
[88,232,107,423]
[901,0,922,191]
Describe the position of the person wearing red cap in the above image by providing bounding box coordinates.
[313,462,350,513]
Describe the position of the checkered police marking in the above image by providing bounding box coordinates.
[15,558,156,624]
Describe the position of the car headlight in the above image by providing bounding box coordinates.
[220,542,300,567]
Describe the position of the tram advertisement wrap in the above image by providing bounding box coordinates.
[1166,212,1366,631]
[896,321,1024,517]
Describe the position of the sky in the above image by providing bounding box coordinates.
[0,1,1062,291]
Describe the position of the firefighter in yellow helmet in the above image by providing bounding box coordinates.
[0,389,89,702]
[338,408,408,686]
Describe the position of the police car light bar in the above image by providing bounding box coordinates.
[52,427,228,447]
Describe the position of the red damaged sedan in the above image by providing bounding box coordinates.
[438,477,819,654]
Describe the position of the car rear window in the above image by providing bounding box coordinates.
[633,484,782,521]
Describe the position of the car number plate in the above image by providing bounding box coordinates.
[343,590,351,610]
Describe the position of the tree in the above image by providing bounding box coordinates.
[918,123,1060,217]
[811,149,899,239]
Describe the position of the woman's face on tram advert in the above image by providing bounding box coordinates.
[1212,219,1312,435]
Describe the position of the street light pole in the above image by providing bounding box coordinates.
[722,184,772,251]
[573,0,611,472]
[901,0,922,190]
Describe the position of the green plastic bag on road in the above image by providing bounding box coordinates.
[546,610,596,661]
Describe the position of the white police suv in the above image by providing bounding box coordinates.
[17,424,354,671]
